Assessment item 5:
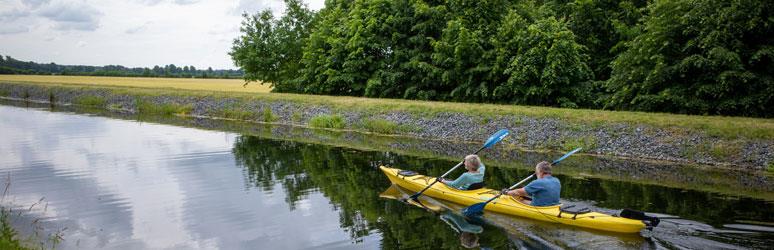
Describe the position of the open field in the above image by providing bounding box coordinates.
[0,75,272,93]
[1,75,773,140]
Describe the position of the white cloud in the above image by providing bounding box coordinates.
[37,1,103,31]
[173,0,200,5]
[125,21,153,34]
[0,25,29,35]
[0,0,325,69]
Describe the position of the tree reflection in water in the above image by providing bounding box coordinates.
[232,135,774,249]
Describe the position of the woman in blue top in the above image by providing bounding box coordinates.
[440,155,485,190]
[504,161,561,206]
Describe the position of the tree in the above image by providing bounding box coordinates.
[230,0,316,91]
[494,16,593,108]
[606,0,774,117]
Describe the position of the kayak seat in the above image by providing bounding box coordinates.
[558,204,592,219]
[466,182,485,190]
[398,170,418,177]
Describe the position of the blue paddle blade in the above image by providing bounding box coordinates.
[483,129,509,149]
[462,202,487,217]
[552,147,582,165]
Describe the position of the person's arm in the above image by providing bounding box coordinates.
[505,187,527,196]
[447,173,471,189]
[507,181,539,197]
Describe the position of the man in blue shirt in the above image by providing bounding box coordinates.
[440,155,485,190]
[504,161,560,206]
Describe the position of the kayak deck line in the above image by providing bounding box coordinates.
[380,166,647,233]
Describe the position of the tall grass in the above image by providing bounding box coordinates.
[309,114,345,129]
[73,95,107,107]
[359,118,416,134]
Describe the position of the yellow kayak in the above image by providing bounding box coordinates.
[380,166,648,233]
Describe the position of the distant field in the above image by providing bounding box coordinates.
[0,75,272,93]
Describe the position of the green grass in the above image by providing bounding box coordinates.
[74,95,107,107]
[108,103,122,110]
[135,99,192,115]
[4,81,774,140]
[359,118,418,134]
[291,111,303,123]
[0,209,28,250]
[360,118,398,134]
[710,142,742,161]
[309,114,345,129]
[221,108,253,120]
[767,162,773,173]
[262,107,277,122]
[562,136,598,151]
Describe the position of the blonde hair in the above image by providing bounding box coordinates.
[536,161,552,175]
[464,155,481,170]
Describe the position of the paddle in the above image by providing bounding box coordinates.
[408,129,510,201]
[462,147,582,217]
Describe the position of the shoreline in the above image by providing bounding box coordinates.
[0,81,772,171]
[2,97,773,200]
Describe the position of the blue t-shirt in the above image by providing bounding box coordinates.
[524,176,561,206]
[446,165,485,190]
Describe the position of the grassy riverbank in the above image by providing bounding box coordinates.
[3,98,772,201]
[1,76,772,140]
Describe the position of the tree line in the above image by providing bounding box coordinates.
[0,55,244,79]
[231,0,773,117]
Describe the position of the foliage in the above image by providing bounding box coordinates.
[494,16,593,108]
[0,55,241,79]
[606,0,773,117]
[262,107,277,122]
[309,114,345,129]
[230,0,316,91]
[230,0,773,118]
[0,209,27,250]
[359,118,400,134]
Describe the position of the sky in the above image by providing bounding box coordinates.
[0,0,325,70]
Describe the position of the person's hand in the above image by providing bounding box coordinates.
[501,188,510,195]
[437,177,445,182]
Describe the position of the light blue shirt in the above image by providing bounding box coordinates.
[524,175,561,206]
[446,165,485,190]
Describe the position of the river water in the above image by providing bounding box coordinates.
[0,103,772,249]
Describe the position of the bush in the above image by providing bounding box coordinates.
[309,114,345,129]
[262,108,277,122]
[360,119,399,134]
[74,95,107,107]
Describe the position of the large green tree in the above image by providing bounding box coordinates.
[494,16,593,108]
[606,0,773,116]
[230,0,316,92]
[229,0,774,117]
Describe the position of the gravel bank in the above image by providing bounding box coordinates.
[1,82,771,170]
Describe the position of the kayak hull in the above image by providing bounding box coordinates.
[380,166,646,233]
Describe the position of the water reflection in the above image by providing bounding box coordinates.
[1,104,773,249]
